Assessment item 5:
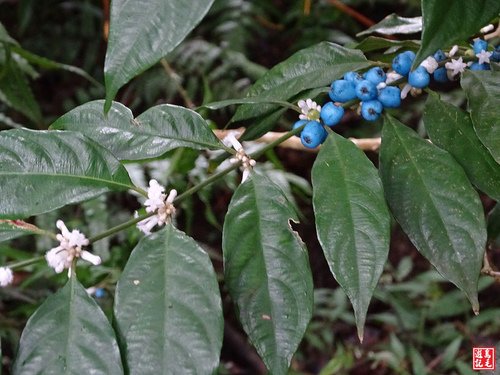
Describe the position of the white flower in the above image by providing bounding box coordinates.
[385,71,403,84]
[420,56,439,74]
[136,182,177,234]
[224,133,256,183]
[445,57,467,77]
[400,84,412,99]
[0,267,13,287]
[45,220,100,275]
[447,45,459,57]
[476,50,492,65]
[480,24,494,34]
[298,98,321,121]
[376,82,387,90]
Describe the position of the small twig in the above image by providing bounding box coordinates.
[327,0,375,28]
[481,252,500,280]
[160,59,196,109]
[213,128,382,152]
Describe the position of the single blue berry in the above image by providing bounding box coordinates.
[392,51,416,76]
[329,80,357,103]
[95,288,106,298]
[363,67,386,84]
[433,67,448,83]
[301,121,327,148]
[320,102,344,127]
[470,62,490,71]
[378,86,401,108]
[292,120,308,137]
[355,80,377,101]
[491,46,500,62]
[433,49,446,62]
[408,66,430,88]
[361,100,383,122]
[473,39,488,54]
[343,71,363,83]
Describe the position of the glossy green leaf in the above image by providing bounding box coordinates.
[232,42,371,122]
[423,91,500,201]
[13,276,123,374]
[0,129,133,219]
[415,0,500,67]
[104,0,214,111]
[312,132,390,341]
[354,37,420,53]
[0,220,41,243]
[357,14,422,36]
[461,71,500,164]
[114,224,223,374]
[51,100,224,160]
[380,115,486,312]
[222,173,313,374]
[0,59,42,124]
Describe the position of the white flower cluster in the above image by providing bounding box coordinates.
[298,99,321,121]
[136,179,177,234]
[0,267,13,287]
[45,220,101,275]
[224,133,256,183]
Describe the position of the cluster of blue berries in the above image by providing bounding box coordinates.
[293,37,499,149]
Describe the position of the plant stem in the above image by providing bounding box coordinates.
[89,212,153,243]
[9,256,45,270]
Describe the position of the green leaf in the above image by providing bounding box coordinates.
[415,0,500,67]
[232,42,371,122]
[12,276,123,374]
[222,173,313,374]
[312,132,391,341]
[0,58,42,124]
[104,0,214,112]
[423,91,500,201]
[357,14,422,36]
[114,224,223,374]
[354,36,420,53]
[0,22,18,45]
[380,115,487,312]
[461,71,500,164]
[51,100,224,160]
[0,220,40,243]
[0,129,133,219]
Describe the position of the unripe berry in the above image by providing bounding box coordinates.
[343,71,363,83]
[329,80,357,102]
[301,121,327,148]
[355,80,377,101]
[320,102,344,127]
[433,67,448,83]
[473,39,488,54]
[392,51,415,75]
[408,66,430,88]
[377,86,401,108]
[361,100,383,122]
[292,119,308,136]
[363,67,386,84]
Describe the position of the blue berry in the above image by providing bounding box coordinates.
[470,62,490,71]
[292,119,308,137]
[95,288,106,298]
[491,46,500,62]
[355,80,377,101]
[408,66,430,88]
[320,102,344,127]
[377,86,401,108]
[473,39,488,54]
[329,80,357,102]
[392,51,416,76]
[433,49,446,62]
[301,121,327,148]
[433,67,448,83]
[361,100,383,122]
[363,67,386,84]
[343,71,363,83]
